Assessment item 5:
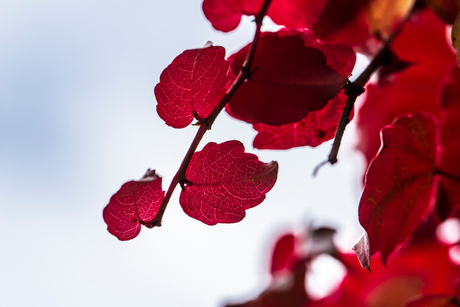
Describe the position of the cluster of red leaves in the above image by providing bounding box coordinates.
[354,9,460,270]
[103,1,460,306]
[225,225,460,307]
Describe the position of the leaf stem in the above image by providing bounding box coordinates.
[146,0,273,227]
[314,16,406,175]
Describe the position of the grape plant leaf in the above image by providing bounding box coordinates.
[154,44,229,128]
[270,233,297,275]
[103,169,165,241]
[357,112,440,266]
[226,32,348,126]
[180,140,278,225]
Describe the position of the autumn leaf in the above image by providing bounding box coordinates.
[312,0,372,47]
[226,32,348,126]
[180,140,278,225]
[367,0,415,38]
[202,0,326,33]
[154,44,229,128]
[270,233,298,275]
[357,112,440,266]
[103,169,165,241]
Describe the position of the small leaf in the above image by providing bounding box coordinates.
[352,231,371,272]
[226,32,348,126]
[154,45,229,128]
[367,0,415,38]
[358,112,440,265]
[270,233,297,275]
[103,169,165,241]
[180,140,278,225]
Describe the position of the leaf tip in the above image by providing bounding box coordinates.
[352,232,371,271]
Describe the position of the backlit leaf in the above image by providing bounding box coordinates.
[154,45,229,128]
[180,140,278,225]
[103,169,165,241]
[226,32,348,126]
[358,112,440,265]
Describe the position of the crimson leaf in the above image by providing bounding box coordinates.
[226,32,348,126]
[180,140,278,225]
[356,112,440,266]
[154,44,229,128]
[103,169,165,241]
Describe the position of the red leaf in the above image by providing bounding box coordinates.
[270,233,297,275]
[249,29,355,149]
[437,65,460,220]
[202,0,327,33]
[358,112,441,265]
[356,9,455,171]
[312,0,372,47]
[154,45,229,128]
[180,140,278,225]
[103,169,165,241]
[226,31,348,126]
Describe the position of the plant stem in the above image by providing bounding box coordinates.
[314,17,406,175]
[146,0,273,228]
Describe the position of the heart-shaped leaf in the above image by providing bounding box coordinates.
[154,44,229,128]
[180,140,278,225]
[103,169,165,241]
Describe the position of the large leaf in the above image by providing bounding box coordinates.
[103,170,165,241]
[180,140,278,225]
[226,32,348,126]
[154,45,229,128]
[357,112,440,265]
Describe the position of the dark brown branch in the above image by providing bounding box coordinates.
[313,18,406,176]
[145,0,273,228]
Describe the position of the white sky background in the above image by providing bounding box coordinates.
[0,1,366,306]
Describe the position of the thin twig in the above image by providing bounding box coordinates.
[145,0,273,227]
[313,17,407,176]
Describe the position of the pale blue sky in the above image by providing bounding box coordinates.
[0,1,364,306]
